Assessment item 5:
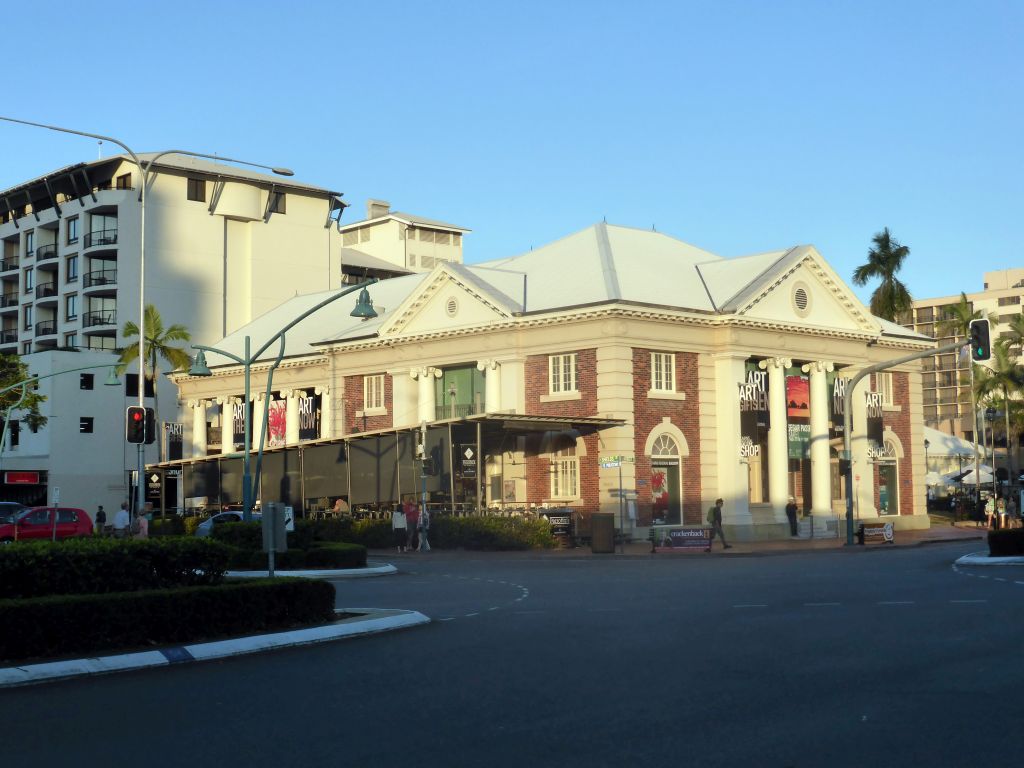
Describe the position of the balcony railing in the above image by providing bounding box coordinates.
[84,229,118,248]
[84,269,117,288]
[0,329,17,344]
[0,293,17,308]
[34,320,56,337]
[435,403,480,421]
[83,310,116,328]
[35,282,57,299]
[0,259,18,272]
[35,243,58,261]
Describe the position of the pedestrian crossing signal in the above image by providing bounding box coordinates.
[969,319,991,362]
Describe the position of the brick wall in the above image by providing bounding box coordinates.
[342,373,393,434]
[632,349,702,524]
[523,349,600,512]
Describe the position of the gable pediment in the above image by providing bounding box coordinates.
[736,249,879,334]
[378,266,513,338]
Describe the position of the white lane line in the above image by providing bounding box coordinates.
[733,604,768,608]
[488,607,499,611]
[805,602,841,606]
[950,599,988,603]
[877,601,914,605]
[438,617,455,622]
[994,578,1008,582]
[464,612,479,618]
[1016,581,1024,586]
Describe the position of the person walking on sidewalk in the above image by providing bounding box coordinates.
[391,503,408,552]
[707,498,732,549]
[785,496,799,537]
[94,505,106,536]
[405,502,420,552]
[417,503,431,552]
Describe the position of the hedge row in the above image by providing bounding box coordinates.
[227,543,367,570]
[0,538,230,599]
[345,517,555,550]
[988,528,1024,556]
[0,578,336,662]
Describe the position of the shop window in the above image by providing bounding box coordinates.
[549,353,578,394]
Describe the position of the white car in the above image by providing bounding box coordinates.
[194,510,261,537]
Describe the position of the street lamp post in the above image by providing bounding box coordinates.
[189,281,377,522]
[0,363,120,479]
[0,115,294,515]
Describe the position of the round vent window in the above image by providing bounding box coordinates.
[792,283,812,317]
[446,297,459,317]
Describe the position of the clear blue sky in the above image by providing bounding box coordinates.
[1,1,1020,305]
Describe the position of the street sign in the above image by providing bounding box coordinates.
[52,486,60,504]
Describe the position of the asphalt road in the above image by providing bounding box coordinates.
[2,541,1018,768]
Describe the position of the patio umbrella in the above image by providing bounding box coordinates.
[951,467,994,486]
[925,471,944,486]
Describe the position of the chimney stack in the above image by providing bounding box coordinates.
[367,199,390,219]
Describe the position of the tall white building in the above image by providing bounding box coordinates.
[0,155,419,508]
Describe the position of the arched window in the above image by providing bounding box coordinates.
[878,438,900,515]
[651,435,679,457]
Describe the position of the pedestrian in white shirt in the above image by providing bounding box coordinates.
[113,502,130,538]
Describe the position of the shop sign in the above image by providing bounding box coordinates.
[653,527,711,553]
[4,471,39,485]
[865,391,884,449]
[460,446,477,478]
[787,423,810,459]
[232,402,246,447]
[739,436,760,458]
[167,423,184,461]
[739,368,770,432]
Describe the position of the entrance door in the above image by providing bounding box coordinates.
[651,459,681,525]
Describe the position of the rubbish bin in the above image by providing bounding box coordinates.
[590,512,615,553]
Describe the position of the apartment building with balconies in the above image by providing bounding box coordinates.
[0,155,425,507]
[899,268,1024,449]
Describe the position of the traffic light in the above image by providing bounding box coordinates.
[126,406,146,443]
[144,408,157,445]
[969,319,991,362]
[421,457,434,476]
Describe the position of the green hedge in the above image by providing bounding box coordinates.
[430,516,555,550]
[0,578,336,662]
[988,528,1024,556]
[0,538,230,599]
[149,517,186,537]
[225,543,367,570]
[212,518,361,551]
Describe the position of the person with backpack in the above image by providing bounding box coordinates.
[707,498,732,549]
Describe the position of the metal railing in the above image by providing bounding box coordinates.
[0,293,17,308]
[0,329,17,344]
[35,243,58,261]
[82,310,116,327]
[435,403,480,420]
[83,269,117,288]
[0,259,18,272]
[35,282,57,299]
[84,229,118,248]
[34,320,56,337]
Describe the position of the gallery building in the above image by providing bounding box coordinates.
[163,223,934,540]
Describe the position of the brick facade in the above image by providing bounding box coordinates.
[342,373,393,434]
[878,371,914,516]
[632,349,702,525]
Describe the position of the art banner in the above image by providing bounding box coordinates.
[232,402,246,448]
[267,399,287,448]
[298,393,321,441]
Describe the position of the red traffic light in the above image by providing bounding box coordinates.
[130,411,144,421]
[126,406,147,443]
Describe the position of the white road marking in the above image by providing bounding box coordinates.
[488,607,499,611]
[438,617,455,622]
[877,601,914,605]
[804,602,841,606]
[733,604,768,608]
[464,612,479,618]
[950,599,988,603]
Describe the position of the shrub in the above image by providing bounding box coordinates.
[243,548,308,570]
[303,543,367,569]
[0,578,336,662]
[183,516,208,536]
[988,528,1024,556]
[213,519,358,552]
[430,516,555,550]
[211,521,263,551]
[349,519,394,549]
[149,517,185,537]
[0,538,231,599]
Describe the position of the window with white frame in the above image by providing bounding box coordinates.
[549,442,579,499]
[363,374,385,411]
[651,352,675,392]
[549,353,578,394]
[876,372,894,406]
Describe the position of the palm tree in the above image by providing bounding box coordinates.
[852,228,913,321]
[118,304,192,462]
[936,292,994,458]
[974,339,1024,486]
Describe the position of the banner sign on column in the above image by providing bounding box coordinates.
[298,393,321,441]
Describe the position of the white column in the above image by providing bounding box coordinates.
[411,367,442,423]
[316,386,331,439]
[477,359,501,413]
[714,353,752,526]
[759,357,791,520]
[188,399,207,458]
[285,389,300,445]
[803,360,834,516]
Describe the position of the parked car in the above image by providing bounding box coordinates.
[194,510,261,538]
[0,502,27,524]
[0,506,93,543]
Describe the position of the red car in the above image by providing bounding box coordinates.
[0,506,94,543]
